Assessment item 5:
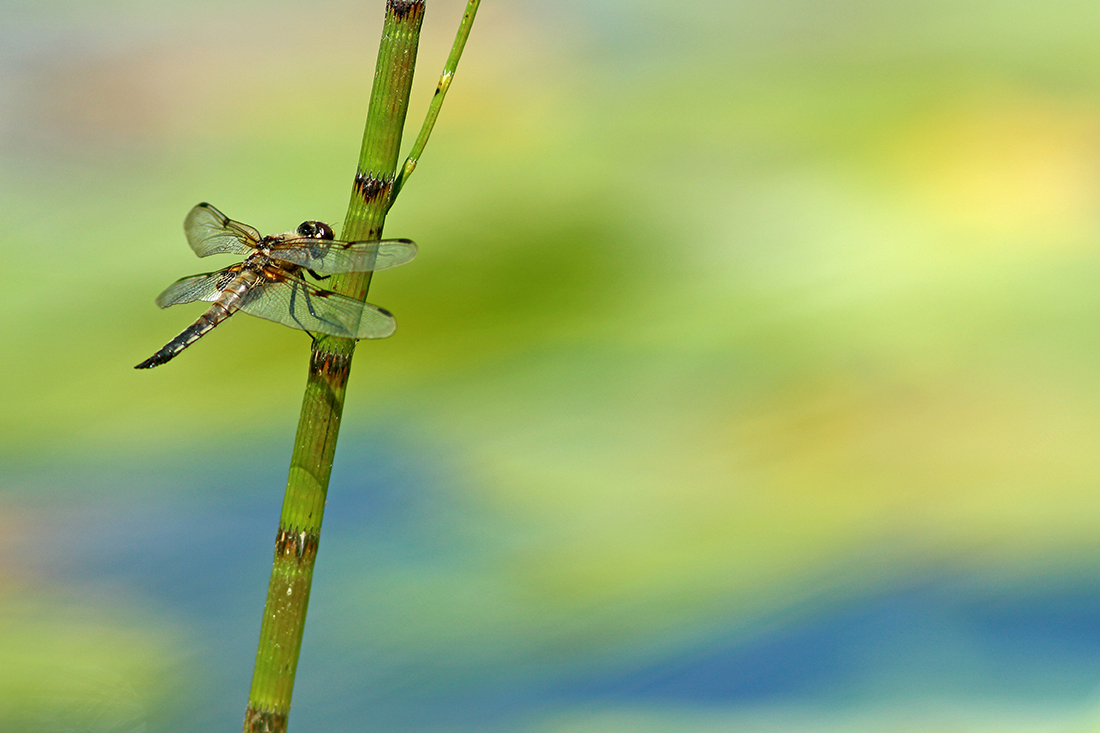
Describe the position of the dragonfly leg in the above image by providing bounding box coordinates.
[293,277,349,336]
[307,269,330,280]
[287,279,318,340]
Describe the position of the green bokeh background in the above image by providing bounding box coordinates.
[3,0,1100,730]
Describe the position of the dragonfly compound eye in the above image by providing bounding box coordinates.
[296,221,335,240]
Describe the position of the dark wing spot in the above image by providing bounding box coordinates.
[198,202,230,225]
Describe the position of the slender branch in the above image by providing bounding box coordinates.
[390,0,481,204]
[242,3,425,732]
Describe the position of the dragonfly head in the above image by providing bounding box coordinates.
[296,220,335,241]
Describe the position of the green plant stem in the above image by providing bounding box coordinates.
[391,0,481,203]
[242,2,425,732]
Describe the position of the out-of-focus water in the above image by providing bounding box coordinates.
[3,0,1100,730]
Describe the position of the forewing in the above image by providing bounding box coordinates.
[269,237,417,275]
[184,202,260,257]
[237,277,397,339]
[155,270,232,308]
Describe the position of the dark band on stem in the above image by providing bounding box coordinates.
[353,171,393,205]
[388,0,424,22]
[309,344,352,382]
[306,345,352,413]
[243,706,288,733]
[275,525,320,562]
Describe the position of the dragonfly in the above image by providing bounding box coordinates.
[135,202,417,369]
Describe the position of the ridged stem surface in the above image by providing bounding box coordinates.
[243,3,425,731]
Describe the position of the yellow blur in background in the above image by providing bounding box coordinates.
[2,1,1100,731]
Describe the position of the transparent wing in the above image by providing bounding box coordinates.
[268,237,417,275]
[184,202,260,257]
[154,270,234,308]
[237,277,397,339]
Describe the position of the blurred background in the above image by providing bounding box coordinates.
[2,0,1100,730]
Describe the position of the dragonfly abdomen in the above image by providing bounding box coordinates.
[135,268,261,369]
[214,267,261,308]
[134,302,234,369]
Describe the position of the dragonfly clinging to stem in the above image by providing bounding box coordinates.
[135,203,417,369]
